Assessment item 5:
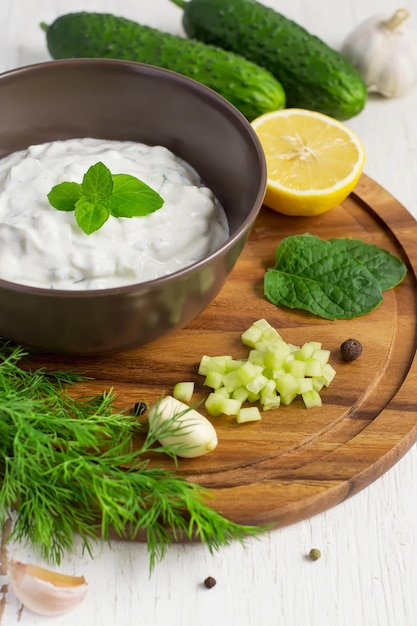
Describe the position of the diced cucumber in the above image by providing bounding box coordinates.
[311,376,326,392]
[198,355,212,376]
[246,373,269,394]
[312,349,331,366]
[223,370,242,393]
[248,349,265,365]
[285,359,306,378]
[296,377,314,394]
[321,363,337,386]
[173,381,195,403]
[237,406,262,423]
[219,397,242,416]
[204,370,224,390]
[247,390,260,403]
[198,319,336,419]
[225,358,246,372]
[304,358,323,377]
[207,355,233,373]
[236,361,263,385]
[261,393,281,411]
[205,392,224,416]
[232,386,250,403]
[302,389,323,409]
[241,325,262,348]
[275,372,299,396]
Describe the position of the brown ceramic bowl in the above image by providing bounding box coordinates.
[0,59,266,354]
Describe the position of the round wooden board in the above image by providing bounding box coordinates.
[35,173,417,534]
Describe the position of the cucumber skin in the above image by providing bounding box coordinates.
[43,12,286,121]
[179,0,367,120]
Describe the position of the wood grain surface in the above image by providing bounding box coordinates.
[30,173,417,534]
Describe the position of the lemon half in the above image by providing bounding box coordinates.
[251,108,366,216]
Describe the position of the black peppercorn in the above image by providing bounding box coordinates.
[133,401,147,417]
[203,576,217,589]
[340,338,362,361]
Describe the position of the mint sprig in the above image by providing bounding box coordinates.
[47,161,164,234]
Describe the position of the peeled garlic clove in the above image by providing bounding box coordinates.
[148,395,218,458]
[9,560,88,616]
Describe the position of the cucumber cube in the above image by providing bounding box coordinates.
[173,381,195,403]
[207,355,233,373]
[236,361,263,386]
[279,391,298,406]
[247,391,260,403]
[205,392,223,416]
[248,349,265,366]
[219,397,242,416]
[253,318,274,332]
[275,372,299,396]
[312,349,331,366]
[262,341,291,369]
[237,406,262,424]
[241,325,262,348]
[321,363,337,386]
[204,370,224,390]
[225,359,246,372]
[246,373,269,394]
[297,377,313,394]
[304,358,323,377]
[302,389,323,409]
[198,355,212,376]
[213,386,230,399]
[311,376,326,392]
[285,359,306,378]
[295,342,316,360]
[223,370,242,393]
[232,386,250,403]
[261,394,281,411]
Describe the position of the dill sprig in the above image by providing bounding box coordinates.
[0,342,267,570]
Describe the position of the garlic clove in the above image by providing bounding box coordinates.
[9,560,88,616]
[148,395,218,458]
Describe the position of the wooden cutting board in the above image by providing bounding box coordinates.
[34,173,417,533]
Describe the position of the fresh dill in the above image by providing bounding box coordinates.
[0,342,268,570]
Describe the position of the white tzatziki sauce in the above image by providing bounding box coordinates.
[0,138,229,290]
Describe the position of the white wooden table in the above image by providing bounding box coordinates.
[1,1,417,624]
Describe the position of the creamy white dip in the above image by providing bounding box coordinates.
[0,138,229,290]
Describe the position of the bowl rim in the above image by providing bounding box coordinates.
[0,58,267,297]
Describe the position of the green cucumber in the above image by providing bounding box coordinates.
[41,12,286,121]
[171,0,367,120]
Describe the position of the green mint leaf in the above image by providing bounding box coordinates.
[264,234,383,320]
[47,161,164,235]
[81,161,114,200]
[109,174,164,218]
[328,237,407,291]
[75,197,110,235]
[47,181,82,211]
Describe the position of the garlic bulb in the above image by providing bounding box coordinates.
[341,9,417,97]
[9,560,88,616]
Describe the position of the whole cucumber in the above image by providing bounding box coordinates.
[171,0,367,120]
[41,12,286,121]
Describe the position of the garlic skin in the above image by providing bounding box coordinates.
[149,396,218,458]
[341,9,417,97]
[9,560,88,616]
